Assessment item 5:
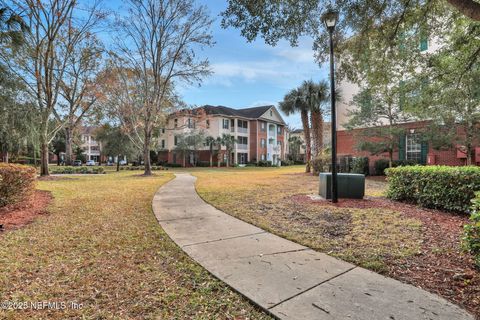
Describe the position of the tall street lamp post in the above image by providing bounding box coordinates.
[322,9,339,203]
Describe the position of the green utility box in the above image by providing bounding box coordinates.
[319,173,365,199]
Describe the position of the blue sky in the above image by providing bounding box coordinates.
[103,1,329,129]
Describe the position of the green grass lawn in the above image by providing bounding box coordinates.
[0,171,270,319]
[193,165,422,272]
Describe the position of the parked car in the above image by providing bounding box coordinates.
[106,161,114,166]
[86,160,96,166]
[73,160,82,166]
[119,160,127,165]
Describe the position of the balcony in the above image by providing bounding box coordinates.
[268,145,280,155]
[237,144,248,150]
[237,127,248,134]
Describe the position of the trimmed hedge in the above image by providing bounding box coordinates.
[119,166,168,171]
[386,165,480,213]
[463,193,480,268]
[375,159,418,175]
[50,166,105,174]
[0,163,37,207]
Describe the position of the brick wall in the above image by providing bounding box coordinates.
[257,120,267,161]
[337,120,473,172]
[249,120,258,162]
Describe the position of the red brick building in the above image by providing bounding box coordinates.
[157,105,288,167]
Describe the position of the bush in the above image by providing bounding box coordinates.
[463,193,480,268]
[257,160,273,167]
[196,161,211,167]
[50,166,105,174]
[0,163,37,207]
[164,163,182,168]
[351,157,369,175]
[281,160,294,166]
[311,152,331,174]
[374,158,418,175]
[119,165,167,171]
[386,165,480,213]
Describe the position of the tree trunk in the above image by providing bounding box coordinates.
[117,155,120,172]
[65,127,73,166]
[40,139,49,176]
[57,153,61,166]
[210,148,213,167]
[389,150,393,168]
[143,132,152,176]
[217,148,222,168]
[4,151,8,163]
[311,111,323,157]
[301,109,311,173]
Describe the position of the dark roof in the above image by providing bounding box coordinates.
[200,105,273,118]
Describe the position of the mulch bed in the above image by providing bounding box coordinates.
[0,190,52,232]
[291,194,480,317]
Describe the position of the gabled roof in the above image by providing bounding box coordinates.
[172,105,286,124]
[200,105,273,119]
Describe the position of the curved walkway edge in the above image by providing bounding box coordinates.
[152,173,474,320]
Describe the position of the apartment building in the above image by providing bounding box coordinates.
[335,30,474,170]
[289,123,332,161]
[157,105,287,166]
[80,126,102,162]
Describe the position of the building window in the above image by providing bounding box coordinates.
[238,136,248,145]
[260,138,266,148]
[222,119,229,129]
[406,133,421,162]
[187,118,195,129]
[277,126,282,135]
[206,119,210,129]
[261,154,266,161]
[270,110,273,116]
[230,119,235,128]
[237,153,248,164]
[161,128,165,134]
[260,122,266,132]
[174,136,178,146]
[161,140,165,149]
[174,119,178,128]
[238,120,248,129]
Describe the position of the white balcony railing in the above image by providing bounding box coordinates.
[237,144,248,150]
[237,127,248,134]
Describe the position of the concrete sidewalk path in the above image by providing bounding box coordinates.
[152,173,474,320]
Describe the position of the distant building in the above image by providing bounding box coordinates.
[288,123,331,161]
[157,105,288,166]
[80,126,102,162]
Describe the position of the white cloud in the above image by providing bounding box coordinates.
[211,60,292,81]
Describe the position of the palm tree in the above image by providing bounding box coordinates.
[215,136,223,167]
[205,136,216,167]
[279,88,312,173]
[220,133,237,167]
[301,80,330,158]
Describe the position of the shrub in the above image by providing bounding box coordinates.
[386,165,480,213]
[0,163,37,207]
[463,193,480,268]
[164,163,182,168]
[196,161,211,167]
[281,160,293,166]
[311,152,331,174]
[257,160,273,167]
[351,157,369,175]
[374,158,418,175]
[50,166,105,174]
